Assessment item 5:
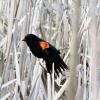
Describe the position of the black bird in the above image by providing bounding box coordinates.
[22,34,68,76]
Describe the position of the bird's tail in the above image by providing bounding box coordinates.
[54,57,68,76]
[45,57,68,76]
[60,59,68,70]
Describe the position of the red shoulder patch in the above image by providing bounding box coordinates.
[39,41,49,49]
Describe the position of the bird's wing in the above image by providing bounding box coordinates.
[39,41,49,49]
[39,41,60,54]
[44,44,68,76]
[45,60,52,73]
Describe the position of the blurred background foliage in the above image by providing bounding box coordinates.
[0,0,100,100]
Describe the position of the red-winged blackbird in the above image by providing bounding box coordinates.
[22,34,68,76]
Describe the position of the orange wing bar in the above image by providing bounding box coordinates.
[39,41,49,49]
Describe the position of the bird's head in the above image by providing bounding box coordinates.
[22,34,40,45]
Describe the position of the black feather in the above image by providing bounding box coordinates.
[23,34,68,76]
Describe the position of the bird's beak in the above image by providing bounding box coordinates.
[22,38,25,41]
